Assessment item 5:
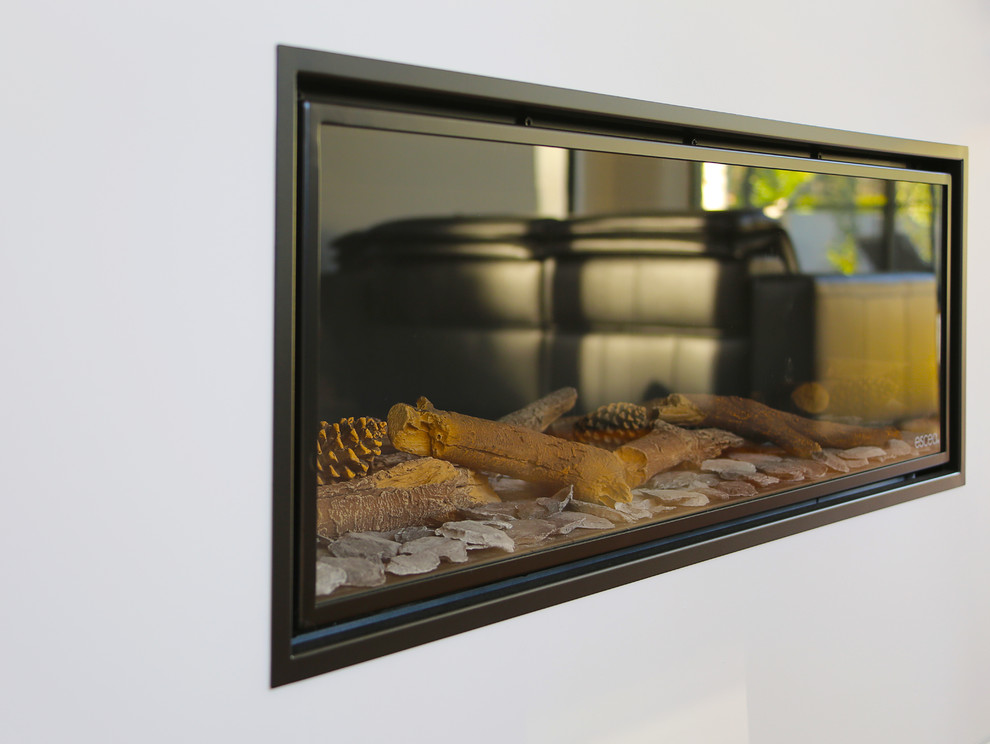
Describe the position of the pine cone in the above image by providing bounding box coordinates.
[573,402,653,447]
[316,417,387,484]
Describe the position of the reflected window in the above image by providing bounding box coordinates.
[702,165,940,275]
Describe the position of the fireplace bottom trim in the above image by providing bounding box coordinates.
[310,393,939,607]
[274,461,957,686]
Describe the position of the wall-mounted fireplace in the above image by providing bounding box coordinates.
[272,46,966,686]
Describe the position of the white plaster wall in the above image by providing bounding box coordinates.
[2,1,988,742]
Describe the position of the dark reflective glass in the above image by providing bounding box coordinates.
[313,124,943,603]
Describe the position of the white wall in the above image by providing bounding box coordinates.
[2,2,988,742]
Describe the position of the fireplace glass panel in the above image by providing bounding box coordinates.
[312,124,944,604]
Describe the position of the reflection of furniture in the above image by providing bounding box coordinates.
[751,273,939,422]
[322,213,939,425]
[544,212,793,410]
[321,211,792,419]
[321,217,550,420]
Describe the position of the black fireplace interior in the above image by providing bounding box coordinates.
[272,47,965,685]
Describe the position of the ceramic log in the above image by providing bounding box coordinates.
[316,457,499,538]
[388,400,633,507]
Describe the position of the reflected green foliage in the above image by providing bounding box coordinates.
[896,182,937,264]
[747,169,816,208]
[723,167,936,273]
[826,234,860,275]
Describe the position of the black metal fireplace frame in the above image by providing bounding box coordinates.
[271,45,966,687]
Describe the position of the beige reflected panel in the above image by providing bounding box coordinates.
[574,151,694,213]
[533,145,569,218]
[812,275,939,423]
[565,255,749,329]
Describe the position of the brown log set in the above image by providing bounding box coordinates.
[388,399,634,507]
[614,422,743,485]
[647,393,900,459]
[316,457,499,538]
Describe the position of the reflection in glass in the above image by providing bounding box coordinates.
[313,124,943,602]
[706,165,941,274]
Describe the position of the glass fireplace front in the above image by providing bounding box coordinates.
[272,46,965,685]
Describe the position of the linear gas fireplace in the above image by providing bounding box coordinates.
[271,46,966,685]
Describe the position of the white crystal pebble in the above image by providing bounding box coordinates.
[459,503,519,520]
[885,438,915,456]
[815,450,852,473]
[317,556,386,587]
[728,452,783,465]
[536,485,573,514]
[646,471,720,489]
[400,535,469,563]
[756,460,807,481]
[386,552,441,575]
[791,458,829,478]
[515,501,550,520]
[713,480,758,499]
[439,520,515,552]
[635,488,710,507]
[568,499,636,523]
[736,471,781,486]
[546,512,614,534]
[503,519,556,546]
[315,562,348,595]
[625,495,677,516]
[329,532,401,561]
[393,525,436,543]
[838,446,888,461]
[614,501,653,520]
[702,458,757,476]
[465,515,516,529]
